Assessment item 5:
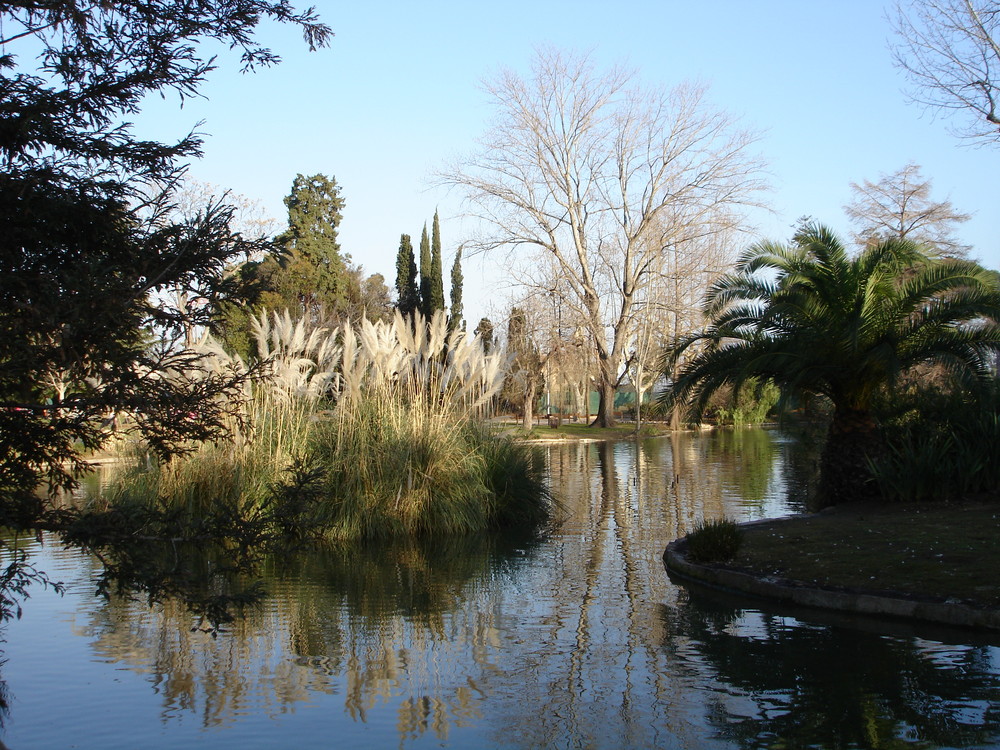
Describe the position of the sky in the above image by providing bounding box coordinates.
[129,0,998,328]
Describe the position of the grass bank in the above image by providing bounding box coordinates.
[101,311,554,541]
[730,500,1000,608]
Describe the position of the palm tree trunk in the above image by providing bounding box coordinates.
[818,407,884,506]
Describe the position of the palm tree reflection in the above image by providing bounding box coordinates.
[659,589,1000,748]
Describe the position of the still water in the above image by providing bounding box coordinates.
[2,429,999,748]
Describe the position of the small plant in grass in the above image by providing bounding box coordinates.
[685,518,743,563]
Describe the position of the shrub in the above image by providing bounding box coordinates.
[871,381,1000,502]
[685,518,743,563]
[707,378,781,427]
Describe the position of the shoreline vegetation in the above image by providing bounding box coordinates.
[98,311,553,541]
[91,405,1000,626]
[56,310,558,630]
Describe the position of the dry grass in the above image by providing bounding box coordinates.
[731,500,1000,608]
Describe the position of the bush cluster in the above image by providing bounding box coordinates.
[871,380,1000,502]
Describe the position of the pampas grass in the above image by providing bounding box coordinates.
[106,310,552,538]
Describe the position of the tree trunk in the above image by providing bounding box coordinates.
[634,365,643,436]
[521,377,536,432]
[591,345,618,427]
[521,380,535,432]
[594,376,616,428]
[817,407,884,507]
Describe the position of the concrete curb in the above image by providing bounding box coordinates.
[663,537,1000,632]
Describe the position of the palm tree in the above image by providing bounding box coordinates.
[666,223,1000,505]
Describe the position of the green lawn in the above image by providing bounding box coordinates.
[731,501,1000,608]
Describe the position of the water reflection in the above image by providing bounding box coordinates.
[1,429,997,749]
[661,588,1000,748]
[75,533,540,741]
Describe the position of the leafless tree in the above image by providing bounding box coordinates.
[440,49,766,426]
[843,161,972,257]
[173,178,279,243]
[891,0,1000,144]
[143,178,279,345]
[501,302,545,431]
[619,225,735,431]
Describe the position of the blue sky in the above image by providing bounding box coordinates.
[131,1,998,325]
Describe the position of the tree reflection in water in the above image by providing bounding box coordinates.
[2,430,998,749]
[75,531,543,741]
[660,588,1000,749]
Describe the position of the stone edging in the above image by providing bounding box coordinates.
[663,537,1000,632]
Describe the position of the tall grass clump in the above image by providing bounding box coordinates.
[870,383,1000,502]
[309,311,550,539]
[106,310,553,539]
[685,518,743,563]
[103,309,342,518]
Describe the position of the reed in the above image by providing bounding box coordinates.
[104,309,341,515]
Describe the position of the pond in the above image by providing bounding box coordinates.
[2,428,999,748]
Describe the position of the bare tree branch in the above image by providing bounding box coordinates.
[891,0,1000,144]
[438,49,766,426]
[844,161,972,257]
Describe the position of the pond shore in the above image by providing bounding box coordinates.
[664,500,1000,631]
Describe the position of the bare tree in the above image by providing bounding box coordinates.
[647,228,736,428]
[891,0,1000,144]
[144,177,279,244]
[440,49,766,427]
[844,162,972,257]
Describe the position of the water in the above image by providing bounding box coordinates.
[2,428,999,748]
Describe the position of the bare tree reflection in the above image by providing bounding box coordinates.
[8,429,971,749]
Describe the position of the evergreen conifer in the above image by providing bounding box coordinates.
[272,173,348,316]
[449,246,465,331]
[430,210,446,314]
[394,234,419,317]
[419,224,433,319]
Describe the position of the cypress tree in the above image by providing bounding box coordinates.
[474,317,495,354]
[418,224,432,320]
[429,210,446,314]
[394,233,419,317]
[271,173,348,318]
[449,245,464,332]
